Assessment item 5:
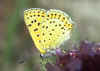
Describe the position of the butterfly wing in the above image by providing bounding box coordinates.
[42,9,73,52]
[24,8,73,54]
[24,8,47,53]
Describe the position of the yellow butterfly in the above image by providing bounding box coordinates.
[24,8,73,54]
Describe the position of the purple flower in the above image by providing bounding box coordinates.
[46,40,100,71]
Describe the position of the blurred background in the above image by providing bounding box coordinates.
[0,0,100,71]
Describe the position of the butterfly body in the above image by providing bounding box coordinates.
[24,8,73,54]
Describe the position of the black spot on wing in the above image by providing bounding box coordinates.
[42,33,45,36]
[28,24,32,27]
[49,33,52,35]
[34,20,37,22]
[37,34,40,37]
[37,22,41,26]
[31,21,33,23]
[55,24,57,27]
[52,29,54,31]
[46,26,48,29]
[34,28,38,31]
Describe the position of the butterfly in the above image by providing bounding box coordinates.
[24,8,73,55]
